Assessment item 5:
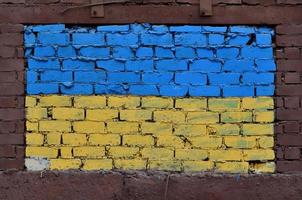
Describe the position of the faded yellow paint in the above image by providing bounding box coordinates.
[26,95,274,173]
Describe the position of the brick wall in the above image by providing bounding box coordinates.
[23,24,275,173]
[0,0,300,174]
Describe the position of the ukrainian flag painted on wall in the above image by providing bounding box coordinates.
[24,24,275,173]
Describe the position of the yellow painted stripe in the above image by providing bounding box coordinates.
[25,95,275,173]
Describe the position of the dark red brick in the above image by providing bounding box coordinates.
[0,121,15,134]
[0,83,24,95]
[285,147,301,160]
[0,24,23,33]
[0,71,17,82]
[0,33,23,46]
[0,158,23,170]
[277,60,302,72]
[0,46,16,58]
[283,122,300,133]
[277,134,302,146]
[0,108,24,120]
[0,58,24,71]
[284,97,300,108]
[0,97,18,108]
[284,47,301,59]
[0,134,24,145]
[276,35,302,47]
[0,146,15,158]
[284,72,300,84]
[277,161,302,173]
[276,25,302,35]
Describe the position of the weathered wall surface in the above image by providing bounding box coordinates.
[0,0,301,199]
[24,24,275,173]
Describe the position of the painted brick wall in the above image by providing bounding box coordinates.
[0,0,300,176]
[24,24,275,173]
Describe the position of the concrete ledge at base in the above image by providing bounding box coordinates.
[0,171,301,200]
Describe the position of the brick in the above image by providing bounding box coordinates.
[107,122,139,134]
[83,159,113,170]
[38,96,72,107]
[96,60,125,71]
[230,26,255,34]
[242,72,274,84]
[243,149,275,161]
[224,136,256,149]
[62,59,94,70]
[34,46,55,57]
[50,159,81,170]
[0,97,18,108]
[74,71,106,83]
[190,137,222,148]
[183,161,214,172]
[223,59,254,72]
[189,86,221,97]
[79,47,110,58]
[284,148,301,160]
[107,33,138,46]
[26,134,44,145]
[27,83,59,94]
[46,134,61,145]
[120,110,152,122]
[259,137,274,148]
[156,59,187,71]
[187,112,219,124]
[26,147,58,158]
[136,47,153,58]
[175,149,208,160]
[154,47,174,58]
[209,34,224,45]
[39,120,71,132]
[0,71,17,83]
[216,162,249,173]
[210,150,242,161]
[73,121,105,133]
[52,108,84,120]
[174,124,206,137]
[141,97,173,109]
[217,47,239,58]
[61,84,93,95]
[159,85,188,97]
[208,73,240,85]
[277,134,302,146]
[223,86,254,97]
[190,59,221,72]
[196,48,214,58]
[175,98,206,111]
[175,72,207,85]
[0,134,23,145]
[26,108,47,120]
[208,98,240,111]
[108,147,139,158]
[0,46,16,58]
[114,159,146,170]
[157,135,184,147]
[242,97,274,110]
[89,134,121,146]
[74,96,106,108]
[175,47,196,58]
[97,25,129,32]
[207,124,240,136]
[86,109,118,121]
[141,33,173,46]
[277,161,302,173]
[149,160,181,171]
[0,146,15,158]
[73,147,105,158]
[129,85,159,96]
[221,112,253,122]
[242,124,273,136]
[251,162,275,173]
[62,134,87,146]
[72,33,105,45]
[254,111,274,122]
[141,148,173,160]
[142,72,173,84]
[0,159,23,170]
[58,46,76,57]
[141,122,172,136]
[154,110,185,123]
[175,33,206,46]
[37,33,69,45]
[123,135,154,147]
[60,147,73,158]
